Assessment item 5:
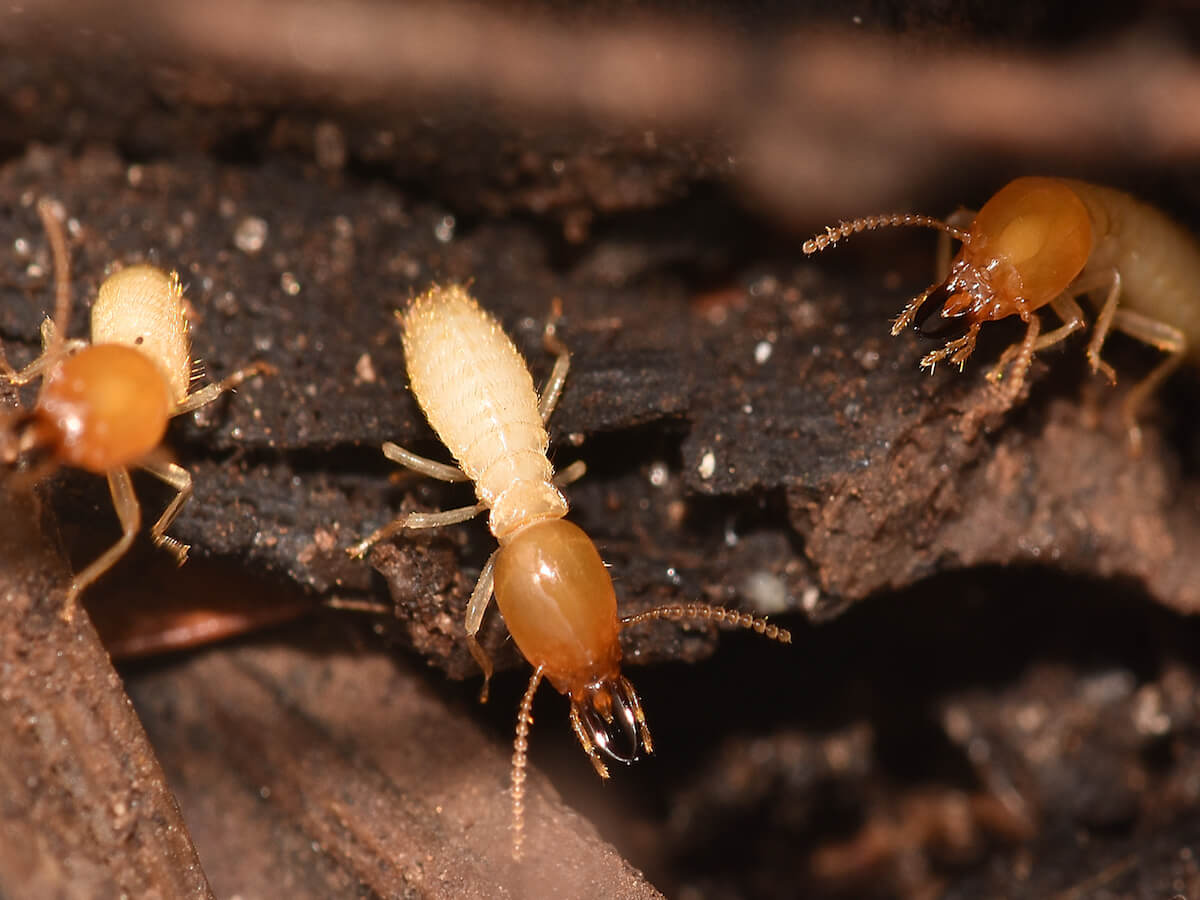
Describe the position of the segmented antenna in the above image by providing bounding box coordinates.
[511,665,544,861]
[620,603,792,643]
[36,199,71,360]
[802,214,969,254]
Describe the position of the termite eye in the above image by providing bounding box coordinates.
[573,678,644,764]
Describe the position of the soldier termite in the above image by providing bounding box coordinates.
[803,177,1200,451]
[0,199,273,614]
[347,284,792,859]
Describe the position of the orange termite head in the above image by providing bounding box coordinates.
[802,178,1095,341]
[33,344,173,474]
[494,518,652,770]
[909,177,1094,337]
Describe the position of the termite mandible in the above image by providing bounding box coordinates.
[0,199,273,615]
[803,177,1200,451]
[347,284,792,859]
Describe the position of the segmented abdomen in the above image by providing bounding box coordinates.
[402,285,553,507]
[1069,181,1200,362]
[90,265,192,404]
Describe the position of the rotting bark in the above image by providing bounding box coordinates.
[2,147,1197,672]
[0,483,212,898]
[125,623,663,900]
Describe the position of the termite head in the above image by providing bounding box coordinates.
[35,344,172,474]
[802,177,1095,347]
[911,177,1094,336]
[494,517,652,770]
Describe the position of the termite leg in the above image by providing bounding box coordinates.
[988,294,1088,383]
[139,458,193,565]
[919,323,981,373]
[1039,294,1087,351]
[984,315,1042,410]
[381,441,469,482]
[538,298,570,424]
[346,501,486,559]
[64,466,141,620]
[0,345,59,385]
[0,320,87,385]
[568,701,611,780]
[172,361,275,416]
[1109,309,1187,455]
[553,459,586,488]
[1063,267,1122,384]
[511,665,544,861]
[463,550,498,702]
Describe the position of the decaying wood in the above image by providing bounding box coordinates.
[0,481,211,898]
[125,625,662,899]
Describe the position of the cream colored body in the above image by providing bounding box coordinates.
[1068,180,1200,364]
[346,285,793,860]
[402,285,567,539]
[90,265,193,402]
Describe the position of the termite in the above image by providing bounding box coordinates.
[347,284,791,859]
[0,199,273,614]
[802,177,1200,450]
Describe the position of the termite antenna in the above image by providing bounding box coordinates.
[619,602,792,644]
[802,214,969,255]
[36,198,71,361]
[511,665,544,862]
